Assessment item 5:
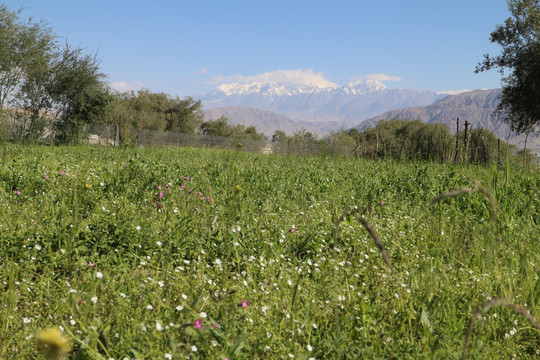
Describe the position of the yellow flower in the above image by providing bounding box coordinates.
[85,183,92,190]
[235,185,243,192]
[36,327,72,358]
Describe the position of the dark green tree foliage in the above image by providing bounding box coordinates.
[110,89,203,133]
[51,46,112,142]
[0,5,112,142]
[466,128,501,164]
[329,119,503,164]
[271,130,287,143]
[0,5,55,110]
[476,0,540,133]
[199,116,266,140]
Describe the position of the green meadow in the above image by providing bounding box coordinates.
[0,144,538,359]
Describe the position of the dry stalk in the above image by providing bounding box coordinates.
[471,179,498,222]
[462,297,540,360]
[423,180,498,223]
[423,188,477,211]
[356,216,393,274]
[333,206,360,248]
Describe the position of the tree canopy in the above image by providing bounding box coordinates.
[110,89,204,133]
[476,0,540,134]
[0,5,112,142]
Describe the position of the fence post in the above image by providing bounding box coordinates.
[454,118,460,163]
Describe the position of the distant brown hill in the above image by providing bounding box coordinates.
[204,106,349,137]
[356,89,539,153]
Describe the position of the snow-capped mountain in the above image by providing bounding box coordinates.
[199,74,443,124]
[340,79,387,95]
[215,77,340,97]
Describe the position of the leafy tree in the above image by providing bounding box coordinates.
[110,90,203,133]
[165,96,203,133]
[0,5,55,110]
[476,0,540,133]
[199,116,231,137]
[199,116,265,140]
[50,46,112,143]
[0,5,112,142]
[272,130,287,142]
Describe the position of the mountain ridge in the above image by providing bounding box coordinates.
[200,79,444,124]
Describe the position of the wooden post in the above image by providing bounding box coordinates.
[464,120,470,163]
[454,118,460,163]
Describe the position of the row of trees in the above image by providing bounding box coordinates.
[270,119,518,164]
[109,90,266,141]
[0,6,209,143]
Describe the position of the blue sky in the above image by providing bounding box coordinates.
[5,0,511,97]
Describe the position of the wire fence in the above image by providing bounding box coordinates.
[1,116,538,163]
[83,123,358,157]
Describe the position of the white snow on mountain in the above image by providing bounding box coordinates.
[212,69,339,96]
[340,79,387,95]
[199,69,443,124]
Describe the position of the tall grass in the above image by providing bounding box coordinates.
[0,144,538,359]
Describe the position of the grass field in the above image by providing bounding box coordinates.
[0,144,538,359]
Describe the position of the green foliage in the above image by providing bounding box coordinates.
[51,46,112,143]
[110,89,203,133]
[0,5,55,110]
[0,5,112,143]
[200,116,266,140]
[476,0,540,133]
[271,130,287,143]
[0,145,538,359]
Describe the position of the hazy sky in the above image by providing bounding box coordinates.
[5,0,511,97]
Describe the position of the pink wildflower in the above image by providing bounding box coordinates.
[159,192,164,199]
[156,203,163,209]
[43,174,49,179]
[157,185,162,190]
[290,225,296,234]
[212,323,217,329]
[194,319,203,330]
[181,185,186,189]
[166,183,172,188]
[241,300,249,308]
[88,261,95,267]
[380,200,385,206]
[59,170,66,176]
[14,189,20,195]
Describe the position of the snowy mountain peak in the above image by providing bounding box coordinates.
[341,80,387,95]
[208,77,388,97]
[216,81,338,96]
[205,69,339,97]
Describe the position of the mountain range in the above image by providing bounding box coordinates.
[201,79,445,124]
[200,79,539,152]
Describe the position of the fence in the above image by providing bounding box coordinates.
[83,123,358,157]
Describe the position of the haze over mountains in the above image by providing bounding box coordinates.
[200,73,538,152]
[200,74,445,133]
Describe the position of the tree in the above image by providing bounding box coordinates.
[199,116,231,137]
[0,5,55,110]
[165,96,203,133]
[110,90,203,133]
[476,0,540,134]
[1,5,112,142]
[272,130,287,142]
[50,46,112,142]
